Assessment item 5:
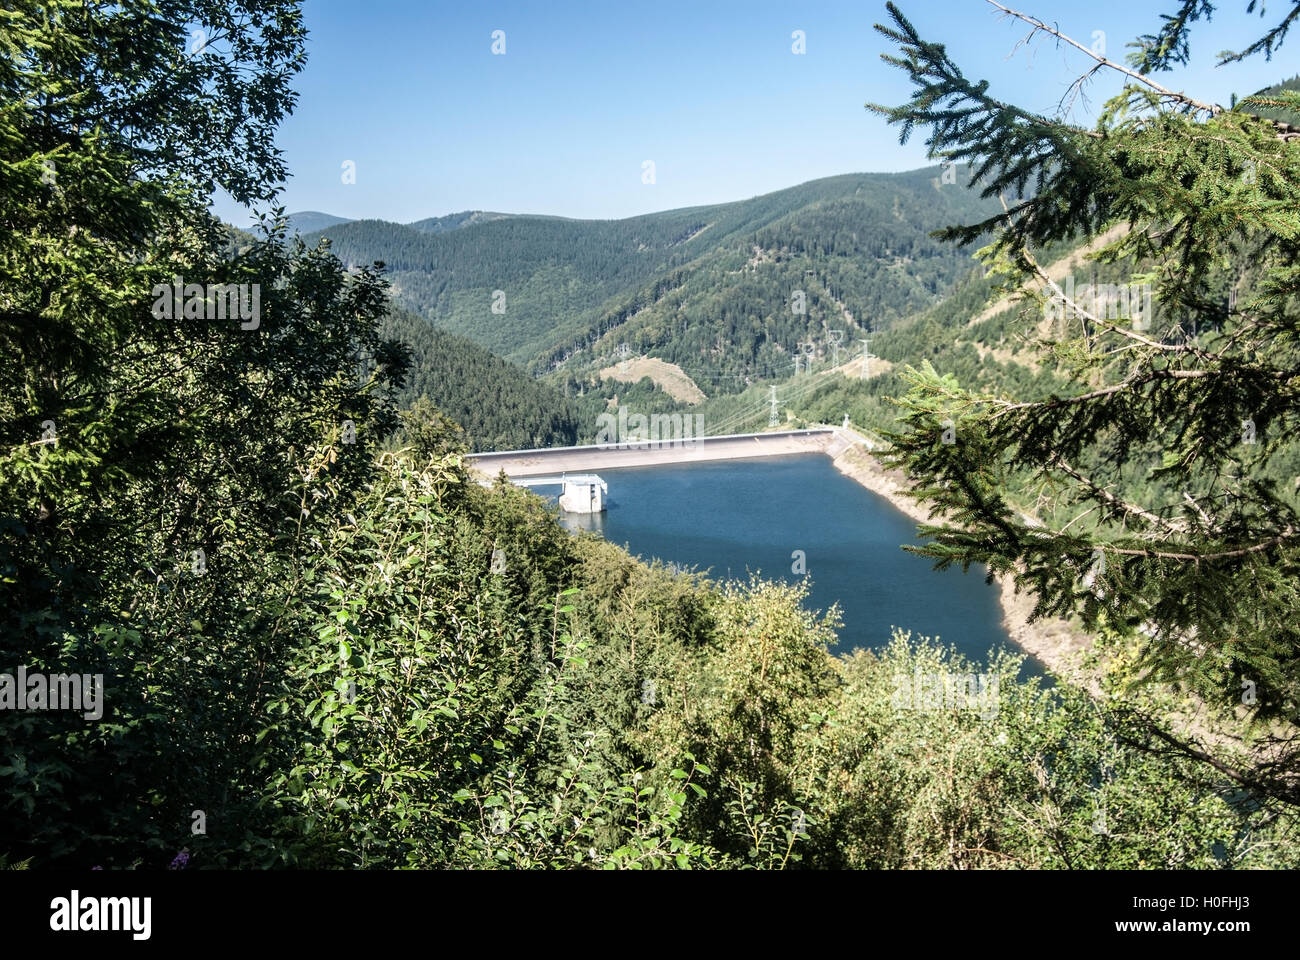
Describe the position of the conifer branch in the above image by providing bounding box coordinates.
[1120,711,1300,807]
[985,0,1220,115]
[989,368,1213,417]
[1218,1,1300,65]
[1100,527,1296,561]
[1053,458,1184,533]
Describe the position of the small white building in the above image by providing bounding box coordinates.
[558,474,607,514]
[510,474,608,514]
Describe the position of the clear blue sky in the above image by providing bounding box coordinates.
[212,0,1293,226]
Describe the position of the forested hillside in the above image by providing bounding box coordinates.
[284,210,352,234]
[407,210,514,234]
[380,307,578,450]
[306,170,1005,386]
[679,215,1300,531]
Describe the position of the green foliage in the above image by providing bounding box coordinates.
[0,0,401,866]
[209,447,1298,869]
[1241,75,1300,125]
[872,2,1300,805]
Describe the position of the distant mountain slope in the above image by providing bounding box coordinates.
[285,211,353,234]
[307,167,1005,392]
[407,210,514,234]
[281,209,516,236]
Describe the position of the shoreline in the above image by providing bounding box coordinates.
[825,429,1095,684]
[829,430,1249,748]
[471,426,1096,683]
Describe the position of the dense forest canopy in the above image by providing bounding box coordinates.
[380,306,578,450]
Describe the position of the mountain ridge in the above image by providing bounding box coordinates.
[303,166,1006,388]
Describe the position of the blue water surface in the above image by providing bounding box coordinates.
[544,454,1044,675]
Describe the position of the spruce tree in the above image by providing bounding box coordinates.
[870,1,1300,805]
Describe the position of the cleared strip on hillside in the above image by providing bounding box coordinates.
[598,356,708,404]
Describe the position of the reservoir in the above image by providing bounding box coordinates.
[554,454,1044,676]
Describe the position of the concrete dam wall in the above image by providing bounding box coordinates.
[467,429,841,480]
